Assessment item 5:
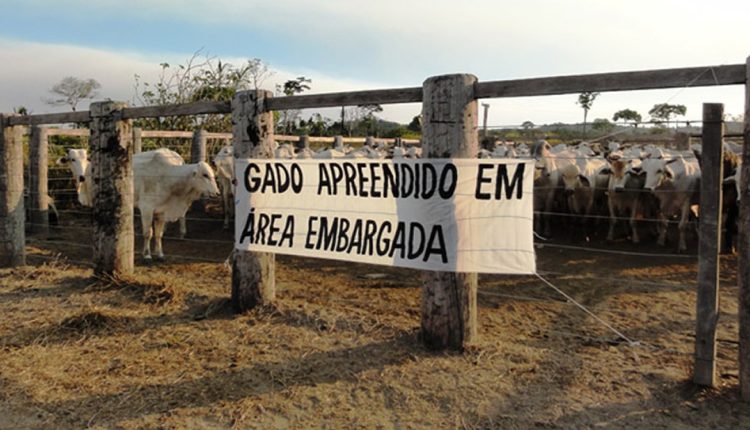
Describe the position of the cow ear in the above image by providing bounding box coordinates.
[664,167,674,179]
[56,157,68,165]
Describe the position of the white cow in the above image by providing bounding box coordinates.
[135,151,219,260]
[213,145,235,229]
[59,148,190,238]
[639,150,701,252]
[602,156,644,243]
[57,148,92,206]
[532,140,577,236]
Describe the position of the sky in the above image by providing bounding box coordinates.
[1,0,748,127]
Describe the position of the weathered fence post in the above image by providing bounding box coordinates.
[420,74,479,350]
[0,115,25,267]
[296,135,310,151]
[29,125,49,234]
[191,128,208,164]
[694,103,724,387]
[231,90,276,311]
[89,101,134,276]
[739,55,750,401]
[133,127,142,153]
[333,135,344,150]
[191,128,209,211]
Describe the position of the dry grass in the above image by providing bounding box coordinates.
[1,233,749,428]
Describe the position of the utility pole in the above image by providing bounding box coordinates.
[481,103,490,139]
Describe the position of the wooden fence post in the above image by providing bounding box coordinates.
[29,125,49,234]
[296,135,310,151]
[231,90,276,311]
[89,101,134,276]
[739,55,750,401]
[694,103,724,387]
[0,115,25,267]
[420,74,479,350]
[333,135,344,150]
[191,128,208,164]
[133,127,142,153]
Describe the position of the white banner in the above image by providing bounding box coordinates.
[234,158,535,274]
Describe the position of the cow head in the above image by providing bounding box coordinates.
[640,157,677,191]
[57,148,89,188]
[560,163,588,195]
[192,162,220,197]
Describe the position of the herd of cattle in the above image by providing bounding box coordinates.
[52,137,743,260]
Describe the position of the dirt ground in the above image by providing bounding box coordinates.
[1,212,748,429]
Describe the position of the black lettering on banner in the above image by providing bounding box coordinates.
[363,219,378,255]
[382,163,398,198]
[330,163,343,194]
[356,163,369,197]
[475,163,493,200]
[267,213,282,246]
[274,163,290,193]
[421,163,437,199]
[279,215,295,247]
[369,164,381,198]
[407,222,426,259]
[348,219,363,253]
[390,222,406,259]
[400,163,414,198]
[318,217,338,250]
[336,218,351,251]
[376,221,392,255]
[261,165,276,193]
[255,212,270,243]
[413,162,420,199]
[496,163,525,200]
[343,162,357,196]
[305,216,318,249]
[439,163,457,199]
[244,163,261,192]
[424,225,448,263]
[290,163,303,193]
[318,164,331,195]
[239,208,255,244]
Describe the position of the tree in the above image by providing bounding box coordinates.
[612,109,642,128]
[13,106,29,115]
[648,103,687,127]
[133,52,272,132]
[592,118,615,133]
[576,91,600,138]
[407,115,422,133]
[46,76,101,111]
[521,120,535,130]
[276,76,312,134]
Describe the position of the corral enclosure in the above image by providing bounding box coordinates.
[1,61,750,428]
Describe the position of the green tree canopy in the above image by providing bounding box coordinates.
[612,109,642,127]
[648,103,687,126]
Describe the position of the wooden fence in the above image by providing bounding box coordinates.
[1,60,749,398]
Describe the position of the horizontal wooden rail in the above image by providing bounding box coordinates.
[274,135,420,145]
[475,64,745,98]
[6,63,745,125]
[121,100,230,119]
[46,128,90,137]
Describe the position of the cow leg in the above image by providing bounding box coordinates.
[141,210,153,260]
[629,200,640,244]
[677,201,690,253]
[607,199,617,241]
[656,210,668,247]
[179,216,187,239]
[543,191,554,237]
[222,188,231,230]
[154,213,166,260]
